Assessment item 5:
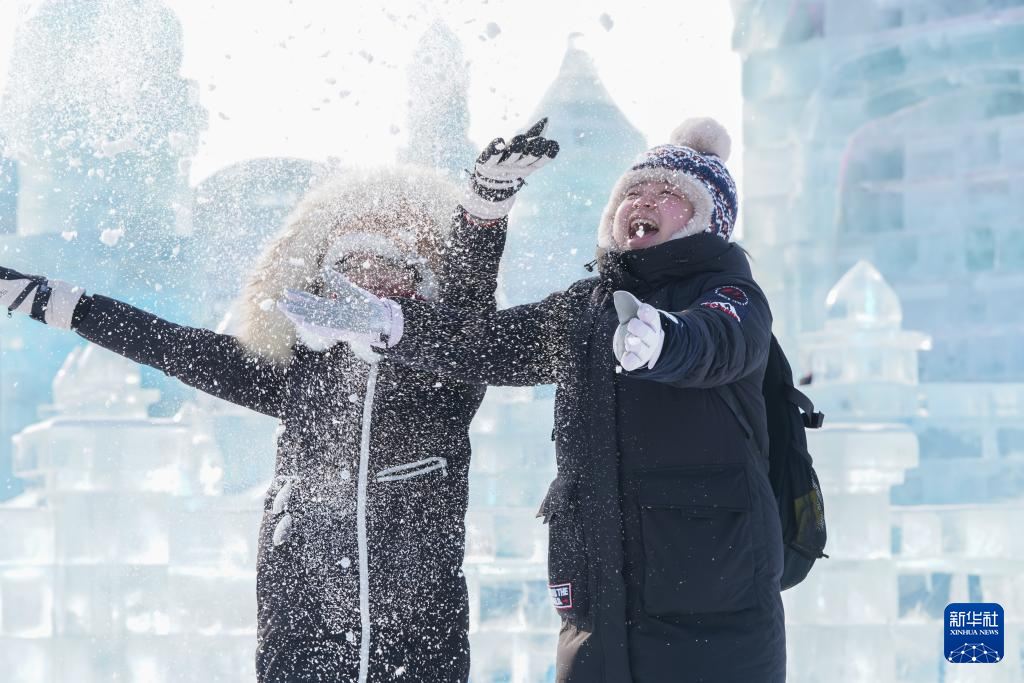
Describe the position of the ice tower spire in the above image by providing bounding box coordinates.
[499,35,645,305]
[824,260,902,331]
[0,0,207,238]
[399,21,475,177]
[533,33,619,112]
[801,260,931,391]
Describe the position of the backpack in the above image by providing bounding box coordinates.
[716,334,828,591]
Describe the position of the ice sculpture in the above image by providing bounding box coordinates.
[398,21,477,178]
[790,259,1024,680]
[800,260,932,418]
[731,0,1024,382]
[1,344,264,682]
[786,260,923,680]
[0,0,209,496]
[500,35,646,306]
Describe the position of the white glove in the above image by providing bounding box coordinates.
[612,291,666,371]
[276,268,403,348]
[1,266,85,330]
[462,118,560,220]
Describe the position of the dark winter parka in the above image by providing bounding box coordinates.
[72,193,506,681]
[387,232,786,683]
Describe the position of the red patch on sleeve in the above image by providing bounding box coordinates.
[701,300,741,322]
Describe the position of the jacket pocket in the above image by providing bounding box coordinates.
[375,457,448,482]
[639,465,756,616]
[538,476,589,624]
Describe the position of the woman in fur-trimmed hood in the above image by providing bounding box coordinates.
[222,164,500,682]
[234,166,448,363]
[5,162,509,682]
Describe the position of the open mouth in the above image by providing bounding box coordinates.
[628,218,659,240]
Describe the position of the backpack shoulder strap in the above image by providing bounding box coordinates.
[715,382,753,440]
[769,335,825,429]
[787,385,825,429]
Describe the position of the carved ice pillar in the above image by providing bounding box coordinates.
[785,261,930,682]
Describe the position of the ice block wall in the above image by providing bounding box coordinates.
[732,0,1024,382]
[1,345,267,682]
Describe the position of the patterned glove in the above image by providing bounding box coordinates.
[612,290,667,371]
[462,118,560,220]
[277,268,403,348]
[1,265,85,330]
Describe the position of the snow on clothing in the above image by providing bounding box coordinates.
[73,177,506,680]
[386,232,786,682]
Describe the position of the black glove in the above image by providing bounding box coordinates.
[462,117,560,220]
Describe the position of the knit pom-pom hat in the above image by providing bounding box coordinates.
[598,117,738,249]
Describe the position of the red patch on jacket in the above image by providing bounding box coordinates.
[701,300,741,323]
[714,286,749,306]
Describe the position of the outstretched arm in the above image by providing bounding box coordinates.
[385,291,569,386]
[75,295,289,417]
[614,279,772,388]
[278,261,575,386]
[433,211,508,314]
[2,266,288,417]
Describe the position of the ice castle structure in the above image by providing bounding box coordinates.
[731,0,1024,382]
[0,0,208,496]
[398,21,477,178]
[734,2,1024,679]
[792,261,1024,681]
[1,345,264,682]
[731,0,1024,503]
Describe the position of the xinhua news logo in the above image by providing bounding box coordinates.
[945,603,1003,664]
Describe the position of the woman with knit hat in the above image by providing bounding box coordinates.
[0,120,560,682]
[280,118,786,682]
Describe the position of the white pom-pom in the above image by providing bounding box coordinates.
[669,117,731,162]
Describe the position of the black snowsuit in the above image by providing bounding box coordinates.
[386,233,786,682]
[73,213,506,682]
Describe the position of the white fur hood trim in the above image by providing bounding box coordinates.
[230,165,459,365]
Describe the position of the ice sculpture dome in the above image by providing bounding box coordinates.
[824,260,902,330]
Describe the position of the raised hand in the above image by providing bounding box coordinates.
[462,117,560,221]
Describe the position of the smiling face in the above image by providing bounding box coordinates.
[611,180,696,251]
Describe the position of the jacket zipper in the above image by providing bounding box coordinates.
[356,363,379,683]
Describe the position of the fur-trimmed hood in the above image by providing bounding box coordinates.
[231,164,460,365]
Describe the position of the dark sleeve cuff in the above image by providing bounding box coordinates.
[71,294,93,330]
